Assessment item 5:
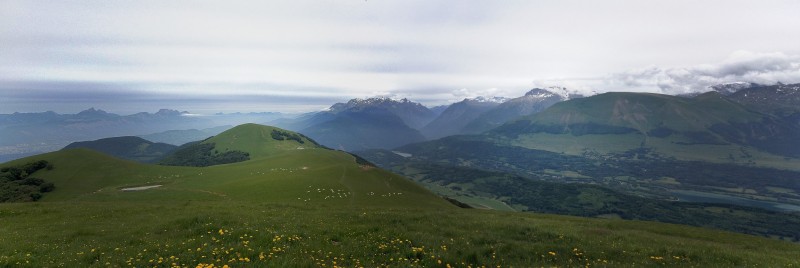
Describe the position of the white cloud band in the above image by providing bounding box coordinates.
[606,51,800,94]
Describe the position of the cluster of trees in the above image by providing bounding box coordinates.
[1,160,55,202]
[270,130,305,144]
[159,142,250,167]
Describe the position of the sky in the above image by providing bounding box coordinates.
[2,0,800,114]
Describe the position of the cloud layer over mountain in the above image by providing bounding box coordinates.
[606,51,800,94]
[2,1,799,113]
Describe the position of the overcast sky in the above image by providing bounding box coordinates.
[2,0,800,114]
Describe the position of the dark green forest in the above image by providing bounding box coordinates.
[0,160,55,202]
[159,142,250,167]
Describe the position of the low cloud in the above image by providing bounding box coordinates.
[450,87,516,101]
[606,51,800,94]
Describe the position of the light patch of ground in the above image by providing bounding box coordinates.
[391,151,412,158]
[120,185,162,191]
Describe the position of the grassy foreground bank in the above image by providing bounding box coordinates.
[2,201,799,267]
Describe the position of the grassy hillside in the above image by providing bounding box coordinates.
[492,92,800,167]
[204,123,323,159]
[159,124,323,166]
[3,123,800,266]
[521,92,759,130]
[6,147,445,208]
[2,201,799,267]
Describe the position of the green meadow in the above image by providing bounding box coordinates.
[2,124,799,267]
[4,201,800,267]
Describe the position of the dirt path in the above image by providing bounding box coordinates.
[338,165,356,206]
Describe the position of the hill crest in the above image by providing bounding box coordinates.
[159,124,323,166]
[205,123,321,156]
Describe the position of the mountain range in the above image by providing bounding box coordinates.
[5,82,796,163]
[328,98,437,129]
[272,98,434,151]
[420,87,585,139]
[420,97,505,139]
[358,85,800,231]
[273,87,584,150]
[460,87,583,134]
[727,83,800,118]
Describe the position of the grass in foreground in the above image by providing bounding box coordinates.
[2,201,799,267]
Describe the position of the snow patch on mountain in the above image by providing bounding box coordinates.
[328,97,424,113]
[708,82,758,95]
[523,86,583,100]
[468,96,509,103]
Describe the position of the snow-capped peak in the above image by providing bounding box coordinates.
[350,97,411,105]
[328,97,425,113]
[708,82,757,95]
[776,83,800,92]
[468,96,509,103]
[524,86,575,100]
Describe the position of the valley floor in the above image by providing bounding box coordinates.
[1,201,799,267]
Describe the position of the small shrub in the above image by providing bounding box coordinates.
[40,182,55,192]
